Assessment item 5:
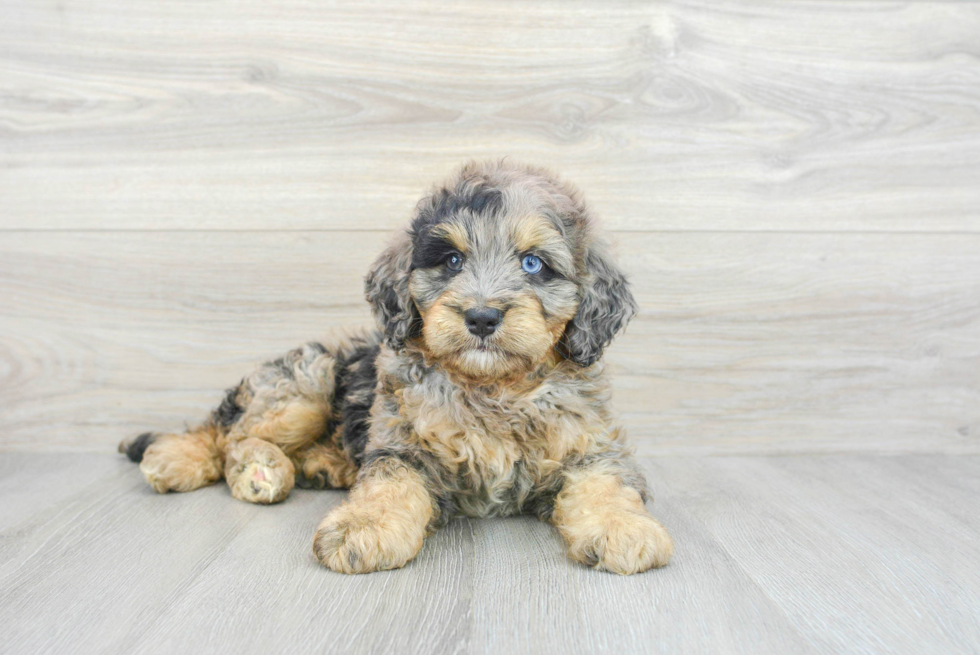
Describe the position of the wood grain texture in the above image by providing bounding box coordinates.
[652,455,980,654]
[3,1,978,652]
[0,1,978,232]
[2,453,978,654]
[1,231,977,453]
[2,0,979,455]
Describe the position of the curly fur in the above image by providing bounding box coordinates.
[121,160,673,575]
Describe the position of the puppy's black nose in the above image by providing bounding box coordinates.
[464,307,503,337]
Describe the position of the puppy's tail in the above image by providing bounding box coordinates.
[118,432,160,463]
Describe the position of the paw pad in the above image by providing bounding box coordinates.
[230,461,293,504]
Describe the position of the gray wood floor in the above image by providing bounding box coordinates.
[3,0,980,653]
[2,453,978,654]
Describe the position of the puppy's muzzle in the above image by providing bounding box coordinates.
[464,307,504,337]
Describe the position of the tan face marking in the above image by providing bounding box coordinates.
[509,214,563,255]
[415,279,573,381]
[430,221,470,255]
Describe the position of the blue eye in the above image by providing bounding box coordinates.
[446,253,464,272]
[521,254,543,274]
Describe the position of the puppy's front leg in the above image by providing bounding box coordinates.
[552,463,673,575]
[313,458,435,574]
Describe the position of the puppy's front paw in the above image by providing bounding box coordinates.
[312,505,425,574]
[565,511,674,575]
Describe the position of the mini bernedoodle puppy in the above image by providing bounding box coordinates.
[120,160,674,575]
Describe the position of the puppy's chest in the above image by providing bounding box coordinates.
[400,380,596,498]
[410,389,536,458]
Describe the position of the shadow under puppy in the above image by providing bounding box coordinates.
[120,160,674,575]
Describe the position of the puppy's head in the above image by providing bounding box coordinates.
[365,160,636,380]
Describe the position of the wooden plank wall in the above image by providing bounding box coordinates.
[1,0,978,454]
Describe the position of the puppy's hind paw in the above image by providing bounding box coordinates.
[228,460,293,504]
[225,438,295,505]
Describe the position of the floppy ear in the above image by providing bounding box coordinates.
[364,233,420,350]
[561,243,638,367]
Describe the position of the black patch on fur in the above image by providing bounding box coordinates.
[416,184,502,228]
[410,231,462,272]
[332,342,382,465]
[214,382,245,427]
[525,473,566,521]
[124,432,157,463]
[465,186,503,216]
[295,469,335,490]
[375,286,405,326]
[272,357,296,380]
[408,183,505,275]
[409,183,503,267]
[434,492,457,527]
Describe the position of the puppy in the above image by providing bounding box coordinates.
[120,160,673,575]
